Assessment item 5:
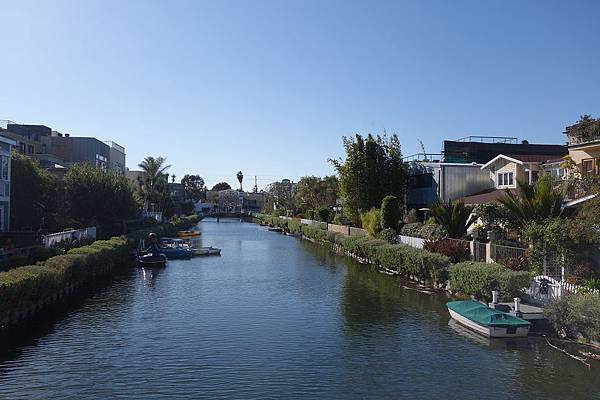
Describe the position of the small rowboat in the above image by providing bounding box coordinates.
[177,230,201,238]
[447,300,530,338]
[138,253,167,268]
[192,247,222,256]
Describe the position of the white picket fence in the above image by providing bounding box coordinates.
[43,227,97,248]
[527,275,600,305]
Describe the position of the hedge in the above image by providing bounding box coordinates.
[0,237,129,315]
[545,294,600,342]
[449,262,531,301]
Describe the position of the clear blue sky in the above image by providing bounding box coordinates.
[1,0,599,189]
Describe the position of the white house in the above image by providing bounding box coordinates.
[0,135,17,231]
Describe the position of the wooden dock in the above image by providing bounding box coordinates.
[488,302,545,321]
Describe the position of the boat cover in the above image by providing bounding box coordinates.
[447,300,530,328]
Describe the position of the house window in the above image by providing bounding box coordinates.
[1,156,8,180]
[28,145,34,154]
[19,143,26,154]
[498,172,514,187]
[95,154,108,170]
[582,158,599,176]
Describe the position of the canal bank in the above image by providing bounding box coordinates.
[0,219,598,399]
[0,216,199,331]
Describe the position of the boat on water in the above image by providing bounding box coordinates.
[160,238,193,259]
[192,246,222,256]
[447,300,530,338]
[268,227,283,233]
[177,230,201,238]
[138,253,167,268]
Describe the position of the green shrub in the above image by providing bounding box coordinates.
[418,224,448,240]
[381,195,401,232]
[0,237,129,314]
[317,207,331,222]
[306,210,315,220]
[361,208,382,236]
[545,294,600,341]
[400,222,423,237]
[287,220,302,233]
[301,224,328,242]
[449,262,531,301]
[375,243,450,283]
[376,228,398,243]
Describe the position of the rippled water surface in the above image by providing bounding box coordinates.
[1,220,599,399]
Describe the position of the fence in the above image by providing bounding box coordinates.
[42,227,97,248]
[527,275,600,305]
[397,235,425,249]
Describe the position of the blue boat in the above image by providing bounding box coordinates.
[160,238,193,260]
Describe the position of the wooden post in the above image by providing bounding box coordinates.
[470,230,478,261]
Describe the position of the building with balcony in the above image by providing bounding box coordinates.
[565,117,600,177]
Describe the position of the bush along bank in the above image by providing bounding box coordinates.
[257,215,531,296]
[0,237,129,329]
[0,215,200,330]
[268,217,452,288]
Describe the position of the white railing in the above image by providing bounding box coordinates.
[527,275,600,305]
[398,235,425,249]
[43,227,97,247]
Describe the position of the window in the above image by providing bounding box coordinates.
[408,173,433,189]
[19,143,26,154]
[1,156,8,180]
[95,154,108,170]
[582,158,599,176]
[497,172,514,187]
[27,145,34,154]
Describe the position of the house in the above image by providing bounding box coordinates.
[0,135,17,231]
[461,153,568,205]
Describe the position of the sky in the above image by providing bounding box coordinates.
[1,0,600,190]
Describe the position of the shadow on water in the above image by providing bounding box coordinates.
[0,266,138,367]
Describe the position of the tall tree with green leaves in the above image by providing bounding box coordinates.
[181,174,206,202]
[330,133,407,226]
[430,199,474,239]
[64,163,137,230]
[294,175,339,212]
[138,156,171,211]
[10,151,58,230]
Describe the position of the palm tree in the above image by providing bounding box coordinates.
[171,174,176,183]
[430,199,475,238]
[237,171,244,191]
[138,156,171,211]
[497,174,564,230]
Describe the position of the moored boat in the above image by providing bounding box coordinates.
[447,300,530,338]
[177,230,201,238]
[138,253,167,268]
[192,246,222,256]
[159,238,193,259]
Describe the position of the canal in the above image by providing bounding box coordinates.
[0,220,598,399]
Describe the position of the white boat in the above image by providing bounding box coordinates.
[192,246,221,256]
[447,300,530,338]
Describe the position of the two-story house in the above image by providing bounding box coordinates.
[0,135,17,231]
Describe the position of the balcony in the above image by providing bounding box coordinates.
[565,117,600,147]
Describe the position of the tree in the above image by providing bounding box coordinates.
[294,175,339,212]
[64,163,137,232]
[237,171,244,191]
[317,207,331,222]
[138,156,171,212]
[330,133,407,226]
[430,199,474,239]
[380,195,401,232]
[212,182,231,191]
[497,174,564,231]
[181,174,206,202]
[360,208,382,236]
[10,151,58,230]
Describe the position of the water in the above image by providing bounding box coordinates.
[0,220,598,399]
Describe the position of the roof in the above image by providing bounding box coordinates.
[462,188,513,205]
[447,300,530,328]
[481,153,568,169]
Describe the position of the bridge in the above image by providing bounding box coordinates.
[198,212,255,222]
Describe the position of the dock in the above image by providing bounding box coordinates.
[488,302,545,321]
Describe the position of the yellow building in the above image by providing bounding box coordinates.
[566,117,600,176]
